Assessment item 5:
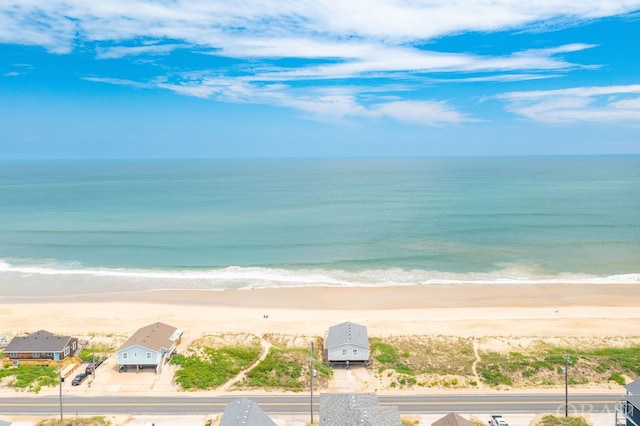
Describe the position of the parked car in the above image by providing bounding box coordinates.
[85,357,106,375]
[71,373,87,386]
[489,415,509,426]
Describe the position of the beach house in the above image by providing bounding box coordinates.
[324,321,370,365]
[432,412,476,426]
[219,398,277,426]
[116,322,182,374]
[616,378,640,426]
[319,392,401,426]
[4,330,79,364]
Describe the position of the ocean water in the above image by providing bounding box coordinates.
[1,156,639,294]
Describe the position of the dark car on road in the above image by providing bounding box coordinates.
[71,373,87,386]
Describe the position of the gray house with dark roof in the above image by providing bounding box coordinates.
[117,322,182,373]
[219,398,277,426]
[324,321,369,364]
[616,379,640,426]
[4,330,78,363]
[319,393,401,426]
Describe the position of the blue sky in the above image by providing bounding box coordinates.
[1,1,640,159]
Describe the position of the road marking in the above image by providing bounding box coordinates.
[0,400,615,407]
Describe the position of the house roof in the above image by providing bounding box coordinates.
[319,393,401,426]
[5,330,72,353]
[625,394,640,409]
[432,413,475,426]
[219,398,276,426]
[326,322,369,349]
[118,322,182,353]
[625,379,640,395]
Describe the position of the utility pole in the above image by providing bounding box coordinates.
[563,355,572,417]
[310,341,315,425]
[59,370,64,422]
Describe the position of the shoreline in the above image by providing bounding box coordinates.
[3,282,640,308]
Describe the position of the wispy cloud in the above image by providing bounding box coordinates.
[497,85,640,123]
[96,43,185,60]
[1,1,639,125]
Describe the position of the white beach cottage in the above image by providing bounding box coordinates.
[324,321,370,365]
[117,322,182,374]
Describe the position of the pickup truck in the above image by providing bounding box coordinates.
[489,415,509,426]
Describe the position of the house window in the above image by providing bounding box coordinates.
[72,341,77,350]
[32,352,40,358]
[353,349,358,355]
[146,352,151,359]
[133,352,138,358]
[342,349,347,355]
[9,353,16,358]
[64,347,70,356]
[123,353,128,359]
[630,404,634,416]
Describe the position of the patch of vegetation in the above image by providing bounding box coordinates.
[369,336,475,378]
[170,344,261,390]
[243,347,304,389]
[240,345,331,391]
[0,364,58,393]
[537,415,590,426]
[37,416,112,426]
[79,348,104,362]
[371,340,414,375]
[477,344,640,388]
[608,372,626,385]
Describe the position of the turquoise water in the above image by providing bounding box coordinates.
[1,156,639,291]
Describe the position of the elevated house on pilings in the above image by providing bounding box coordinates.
[116,322,182,374]
[324,321,370,366]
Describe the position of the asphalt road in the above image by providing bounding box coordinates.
[0,393,621,417]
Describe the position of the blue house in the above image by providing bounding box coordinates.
[117,322,182,374]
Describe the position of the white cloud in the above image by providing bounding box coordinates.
[497,85,640,123]
[96,43,184,59]
[371,100,473,126]
[83,76,151,89]
[0,1,633,58]
[1,1,639,126]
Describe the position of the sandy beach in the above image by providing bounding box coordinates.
[2,282,639,425]
[2,283,640,339]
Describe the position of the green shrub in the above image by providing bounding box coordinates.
[538,415,589,426]
[609,372,626,385]
[0,365,58,393]
[371,341,414,375]
[171,345,261,390]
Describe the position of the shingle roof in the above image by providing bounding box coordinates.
[5,330,72,353]
[326,322,369,349]
[625,379,640,395]
[219,398,276,426]
[118,322,181,352]
[432,413,475,426]
[319,393,401,426]
[625,394,640,409]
